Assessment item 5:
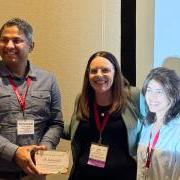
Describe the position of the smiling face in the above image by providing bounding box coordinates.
[145,79,171,119]
[89,56,115,95]
[0,25,33,66]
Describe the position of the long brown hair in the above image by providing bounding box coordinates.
[76,51,131,120]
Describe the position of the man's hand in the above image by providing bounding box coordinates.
[14,145,46,175]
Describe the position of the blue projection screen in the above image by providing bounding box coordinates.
[154,0,180,67]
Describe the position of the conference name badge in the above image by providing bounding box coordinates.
[17,120,34,135]
[87,143,108,168]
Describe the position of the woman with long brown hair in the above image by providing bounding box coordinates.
[64,51,142,180]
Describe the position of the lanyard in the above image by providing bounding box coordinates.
[145,130,160,169]
[94,102,110,144]
[8,76,31,117]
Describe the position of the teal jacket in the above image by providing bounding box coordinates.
[63,87,143,163]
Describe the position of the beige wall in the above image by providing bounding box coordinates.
[0,1,121,179]
[0,0,120,122]
[0,1,154,179]
[0,0,155,119]
[136,0,155,87]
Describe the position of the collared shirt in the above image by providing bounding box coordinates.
[137,117,180,180]
[0,60,64,173]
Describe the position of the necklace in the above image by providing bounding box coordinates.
[100,112,105,117]
[97,104,111,119]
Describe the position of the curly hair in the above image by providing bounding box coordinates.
[142,67,180,124]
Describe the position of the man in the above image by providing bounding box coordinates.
[0,18,64,179]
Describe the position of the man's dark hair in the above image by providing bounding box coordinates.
[0,18,33,44]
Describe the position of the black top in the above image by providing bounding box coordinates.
[71,105,136,180]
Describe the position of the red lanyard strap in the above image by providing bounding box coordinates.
[94,102,110,134]
[8,76,31,113]
[145,130,160,168]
